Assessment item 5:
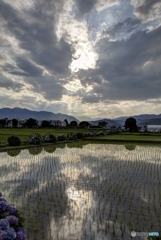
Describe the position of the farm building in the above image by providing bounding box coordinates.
[147,125,161,132]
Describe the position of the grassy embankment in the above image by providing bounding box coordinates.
[0,128,161,151]
[86,132,161,143]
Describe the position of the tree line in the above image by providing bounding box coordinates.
[0,118,108,128]
[0,117,139,131]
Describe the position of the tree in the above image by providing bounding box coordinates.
[70,121,77,127]
[79,121,90,128]
[124,117,137,131]
[12,118,18,127]
[64,119,69,127]
[41,120,51,128]
[24,118,38,128]
[98,121,108,128]
[0,119,6,127]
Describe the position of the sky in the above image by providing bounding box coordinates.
[0,0,161,120]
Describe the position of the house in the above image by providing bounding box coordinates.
[37,120,43,127]
[147,125,161,132]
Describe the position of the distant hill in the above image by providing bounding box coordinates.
[0,107,80,123]
[89,118,122,127]
[113,114,161,126]
[140,118,161,126]
[0,108,160,126]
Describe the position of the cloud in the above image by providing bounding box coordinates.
[0,0,73,75]
[75,0,97,14]
[0,73,24,91]
[26,75,65,100]
[95,0,119,12]
[102,17,141,41]
[0,0,161,118]
[2,0,36,11]
[0,0,74,102]
[56,0,98,72]
[77,26,161,102]
[10,58,43,77]
[131,0,161,22]
[75,0,119,15]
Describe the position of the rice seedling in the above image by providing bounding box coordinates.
[0,143,161,239]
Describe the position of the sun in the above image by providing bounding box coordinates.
[70,51,97,72]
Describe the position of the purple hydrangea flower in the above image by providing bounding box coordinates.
[0,230,8,240]
[0,198,6,202]
[16,230,26,240]
[6,228,16,240]
[5,216,19,226]
[16,228,25,233]
[0,201,7,212]
[0,219,10,231]
[8,206,17,216]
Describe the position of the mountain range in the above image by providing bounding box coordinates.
[0,108,161,126]
[0,108,79,123]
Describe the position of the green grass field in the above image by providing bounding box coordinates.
[0,128,102,142]
[93,132,161,140]
[0,128,161,145]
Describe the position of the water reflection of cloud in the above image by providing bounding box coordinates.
[0,143,161,238]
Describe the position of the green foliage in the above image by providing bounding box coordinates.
[76,132,83,139]
[28,146,43,155]
[98,121,108,128]
[70,121,78,127]
[12,118,18,127]
[124,117,137,131]
[41,120,51,128]
[64,119,69,127]
[0,118,6,127]
[7,135,21,146]
[124,144,136,151]
[79,121,90,128]
[67,132,77,140]
[7,149,21,157]
[43,145,57,153]
[28,133,43,144]
[24,118,38,128]
[43,133,56,143]
[16,210,25,227]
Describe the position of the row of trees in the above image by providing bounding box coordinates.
[0,118,18,127]
[0,118,108,128]
[0,117,138,131]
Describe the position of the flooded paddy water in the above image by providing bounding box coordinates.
[0,143,161,240]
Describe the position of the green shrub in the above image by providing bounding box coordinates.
[76,132,83,139]
[7,135,21,146]
[67,133,77,140]
[43,133,56,143]
[28,133,43,145]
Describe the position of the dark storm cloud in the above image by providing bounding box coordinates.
[10,58,43,77]
[0,0,73,101]
[0,0,72,76]
[0,74,24,91]
[78,26,161,102]
[26,76,65,100]
[134,0,160,16]
[75,0,97,14]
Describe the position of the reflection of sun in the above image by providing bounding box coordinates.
[66,187,80,201]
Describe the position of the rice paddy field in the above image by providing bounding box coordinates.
[0,142,161,240]
[0,128,161,143]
